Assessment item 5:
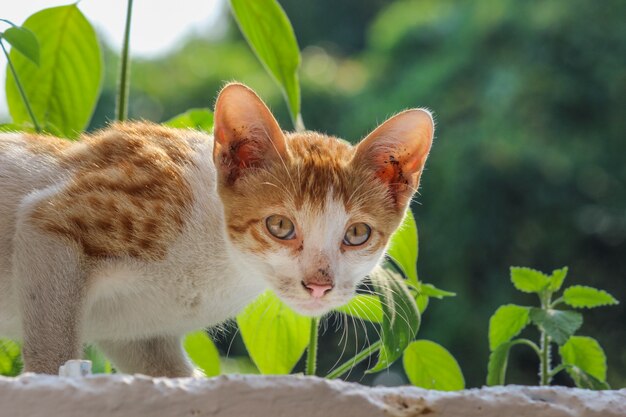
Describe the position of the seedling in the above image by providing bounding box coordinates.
[487,266,618,389]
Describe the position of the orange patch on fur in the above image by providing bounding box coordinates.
[218,131,404,251]
[30,122,195,260]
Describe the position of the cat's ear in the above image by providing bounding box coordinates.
[353,109,434,207]
[213,83,287,184]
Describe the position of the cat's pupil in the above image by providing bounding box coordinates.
[266,215,295,240]
[344,222,371,246]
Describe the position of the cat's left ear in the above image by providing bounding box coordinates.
[213,83,287,185]
[353,109,434,208]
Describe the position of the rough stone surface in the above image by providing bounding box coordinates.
[0,374,624,417]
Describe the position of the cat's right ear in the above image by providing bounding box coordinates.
[213,83,287,185]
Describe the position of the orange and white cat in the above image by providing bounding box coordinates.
[0,83,433,376]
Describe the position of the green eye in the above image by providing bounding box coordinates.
[266,215,296,240]
[343,223,371,246]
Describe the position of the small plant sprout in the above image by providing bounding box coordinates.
[487,267,619,389]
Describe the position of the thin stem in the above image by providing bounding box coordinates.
[305,317,319,376]
[539,289,553,386]
[550,297,564,308]
[116,0,134,121]
[540,331,551,385]
[1,40,41,132]
[549,363,567,378]
[326,340,382,380]
[514,338,542,356]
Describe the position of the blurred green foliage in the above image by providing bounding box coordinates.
[26,0,626,387]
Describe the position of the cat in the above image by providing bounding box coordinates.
[0,83,433,376]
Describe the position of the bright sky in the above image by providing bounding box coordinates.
[0,0,224,118]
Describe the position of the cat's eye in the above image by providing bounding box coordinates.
[343,223,371,246]
[266,215,296,240]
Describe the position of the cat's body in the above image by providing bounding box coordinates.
[0,83,434,376]
[0,126,263,340]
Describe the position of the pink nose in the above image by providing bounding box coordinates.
[302,282,333,298]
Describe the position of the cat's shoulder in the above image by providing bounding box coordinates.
[27,122,212,261]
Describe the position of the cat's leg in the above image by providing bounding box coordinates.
[97,336,194,377]
[13,206,86,374]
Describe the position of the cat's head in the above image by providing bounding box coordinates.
[212,83,433,316]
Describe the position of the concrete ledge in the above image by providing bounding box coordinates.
[0,374,624,417]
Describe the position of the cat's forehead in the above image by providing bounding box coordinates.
[281,132,362,210]
[285,131,354,164]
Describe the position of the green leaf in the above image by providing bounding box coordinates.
[564,365,610,390]
[335,294,383,323]
[0,339,22,376]
[403,340,464,391]
[184,331,220,377]
[562,285,619,309]
[84,345,112,374]
[416,293,429,314]
[229,0,302,129]
[510,267,550,293]
[529,308,583,345]
[366,267,420,373]
[6,5,102,138]
[220,356,260,374]
[489,304,530,351]
[559,336,607,382]
[548,267,568,291]
[237,291,310,374]
[0,123,27,132]
[2,26,39,65]
[419,283,456,299]
[164,108,214,132]
[387,210,419,284]
[486,341,513,386]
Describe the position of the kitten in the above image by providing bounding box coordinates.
[0,83,433,376]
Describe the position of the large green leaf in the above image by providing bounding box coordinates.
[229,0,301,129]
[164,108,214,132]
[403,340,464,391]
[529,308,582,345]
[559,336,607,382]
[563,365,610,390]
[220,356,260,374]
[386,210,418,284]
[366,267,420,373]
[6,5,102,138]
[562,286,619,309]
[0,339,22,376]
[488,304,530,351]
[510,267,550,293]
[486,341,513,386]
[184,331,220,377]
[335,294,383,323]
[2,25,39,65]
[548,267,568,292]
[418,283,455,299]
[237,291,310,374]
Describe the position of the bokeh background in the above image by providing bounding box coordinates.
[2,0,624,388]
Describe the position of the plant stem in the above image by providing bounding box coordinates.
[1,40,41,132]
[326,340,382,380]
[514,338,542,356]
[540,330,551,385]
[549,364,567,378]
[305,317,319,376]
[539,290,553,386]
[550,297,564,308]
[116,0,134,121]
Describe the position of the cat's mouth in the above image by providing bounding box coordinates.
[280,293,347,316]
